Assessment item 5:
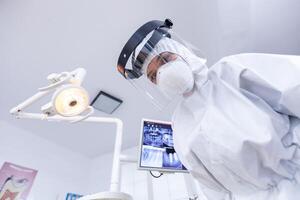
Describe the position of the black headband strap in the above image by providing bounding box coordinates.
[117,19,173,78]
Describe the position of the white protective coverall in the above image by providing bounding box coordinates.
[171,53,300,200]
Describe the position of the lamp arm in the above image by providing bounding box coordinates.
[119,155,138,163]
[110,118,123,192]
[10,90,53,114]
[10,112,124,193]
[10,68,86,114]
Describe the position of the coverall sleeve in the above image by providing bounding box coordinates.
[195,180,232,200]
[222,54,300,118]
[187,151,232,200]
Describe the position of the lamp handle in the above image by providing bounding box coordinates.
[38,72,72,91]
[71,106,94,123]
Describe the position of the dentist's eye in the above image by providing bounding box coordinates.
[160,52,178,63]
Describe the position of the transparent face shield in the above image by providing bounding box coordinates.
[117,20,207,110]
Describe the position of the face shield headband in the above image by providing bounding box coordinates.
[117,19,173,79]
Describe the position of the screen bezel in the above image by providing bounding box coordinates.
[138,118,188,173]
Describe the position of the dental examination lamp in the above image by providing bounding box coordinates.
[10,68,133,200]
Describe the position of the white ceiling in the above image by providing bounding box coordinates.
[1,0,300,158]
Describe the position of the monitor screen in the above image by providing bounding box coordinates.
[139,119,187,172]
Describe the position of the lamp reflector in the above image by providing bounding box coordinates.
[53,85,89,117]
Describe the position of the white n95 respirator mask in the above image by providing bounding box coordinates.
[157,60,194,98]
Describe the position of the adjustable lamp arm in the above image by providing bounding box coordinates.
[10,68,132,200]
[10,90,53,115]
[10,68,87,115]
[13,112,123,192]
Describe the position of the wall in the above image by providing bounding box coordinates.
[166,0,300,65]
[216,0,300,56]
[249,0,300,54]
[0,120,91,200]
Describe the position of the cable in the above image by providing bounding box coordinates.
[166,173,172,200]
[149,171,163,178]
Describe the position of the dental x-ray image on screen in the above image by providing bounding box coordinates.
[139,119,187,172]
